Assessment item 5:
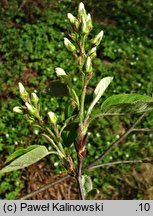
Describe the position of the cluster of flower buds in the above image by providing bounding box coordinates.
[13,82,42,123]
[78,3,92,34]
[65,2,104,74]
[67,2,92,37]
[64,2,93,54]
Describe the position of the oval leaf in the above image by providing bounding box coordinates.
[87,77,113,115]
[5,145,41,164]
[0,146,50,173]
[101,94,153,114]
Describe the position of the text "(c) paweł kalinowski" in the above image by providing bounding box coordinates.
[20,203,104,212]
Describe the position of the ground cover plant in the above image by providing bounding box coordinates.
[0,0,153,199]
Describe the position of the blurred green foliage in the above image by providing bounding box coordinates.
[0,0,153,199]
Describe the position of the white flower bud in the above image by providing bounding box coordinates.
[86,13,92,30]
[13,106,23,114]
[85,56,92,73]
[55,67,66,76]
[25,102,35,113]
[81,16,88,34]
[79,2,85,11]
[48,111,57,124]
[31,92,39,108]
[78,2,86,17]
[67,13,76,24]
[67,14,79,29]
[64,38,76,52]
[18,82,25,94]
[18,82,29,102]
[91,30,104,46]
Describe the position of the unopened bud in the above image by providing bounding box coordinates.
[85,56,92,73]
[86,13,92,31]
[55,67,66,76]
[18,82,29,102]
[67,14,79,30]
[48,111,57,124]
[25,102,40,119]
[64,38,76,52]
[31,93,39,108]
[81,16,88,34]
[18,82,25,94]
[13,106,23,114]
[78,2,86,18]
[67,13,76,24]
[88,47,97,59]
[91,30,104,46]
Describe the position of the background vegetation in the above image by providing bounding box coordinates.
[0,0,153,199]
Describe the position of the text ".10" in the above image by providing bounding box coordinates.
[139,203,150,212]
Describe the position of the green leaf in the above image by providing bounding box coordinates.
[62,122,79,147]
[87,77,113,115]
[64,130,78,147]
[0,146,50,173]
[85,188,99,200]
[101,94,153,114]
[46,80,69,97]
[5,145,40,164]
[64,122,79,131]
[82,175,93,197]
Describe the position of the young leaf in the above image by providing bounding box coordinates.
[82,175,93,197]
[101,94,153,114]
[87,77,113,116]
[0,146,50,173]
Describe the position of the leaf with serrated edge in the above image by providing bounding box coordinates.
[87,77,113,116]
[0,146,50,173]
